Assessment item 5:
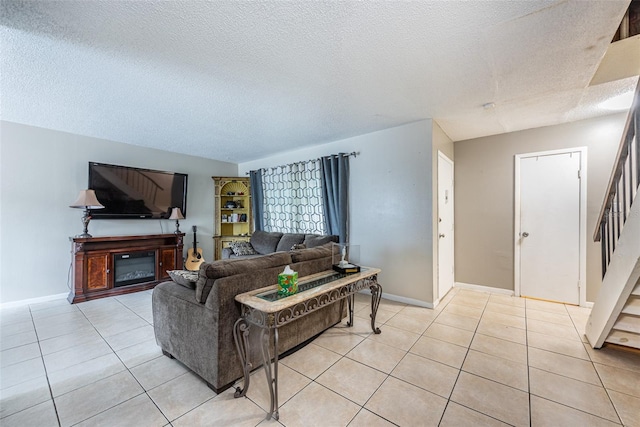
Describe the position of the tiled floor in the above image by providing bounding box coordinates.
[1,287,640,426]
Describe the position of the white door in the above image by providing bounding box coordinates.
[438,152,455,300]
[516,150,584,305]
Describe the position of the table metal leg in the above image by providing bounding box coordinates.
[369,280,382,334]
[233,317,252,398]
[273,328,279,420]
[260,328,279,420]
[346,293,355,327]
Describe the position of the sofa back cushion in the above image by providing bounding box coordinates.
[289,243,333,263]
[288,243,335,279]
[304,234,338,248]
[195,252,292,303]
[275,233,306,252]
[250,230,283,254]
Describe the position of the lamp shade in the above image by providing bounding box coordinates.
[70,189,104,209]
[168,207,184,220]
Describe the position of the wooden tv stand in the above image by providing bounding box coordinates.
[69,233,184,304]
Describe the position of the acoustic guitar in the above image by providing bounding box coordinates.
[186,225,205,271]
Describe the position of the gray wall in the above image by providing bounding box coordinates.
[0,121,237,304]
[454,113,627,301]
[240,120,440,305]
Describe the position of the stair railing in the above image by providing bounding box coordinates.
[595,81,640,277]
[112,168,164,208]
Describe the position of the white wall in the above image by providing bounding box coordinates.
[0,121,237,304]
[431,122,454,301]
[239,120,437,305]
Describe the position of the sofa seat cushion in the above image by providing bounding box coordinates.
[275,233,306,252]
[250,230,283,254]
[195,252,293,303]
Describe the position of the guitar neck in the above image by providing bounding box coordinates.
[191,225,202,260]
[192,225,197,250]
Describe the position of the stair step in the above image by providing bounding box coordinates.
[613,314,640,334]
[606,329,640,349]
[622,297,640,316]
[633,280,640,296]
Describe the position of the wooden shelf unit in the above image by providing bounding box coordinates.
[213,176,253,260]
[69,233,184,304]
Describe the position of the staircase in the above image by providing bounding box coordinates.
[586,80,640,349]
[607,281,640,348]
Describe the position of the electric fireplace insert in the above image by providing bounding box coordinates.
[114,251,156,287]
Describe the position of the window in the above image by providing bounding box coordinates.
[261,159,326,234]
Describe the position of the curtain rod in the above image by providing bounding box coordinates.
[245,151,359,175]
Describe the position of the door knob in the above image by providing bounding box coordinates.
[439,233,445,238]
[522,232,529,237]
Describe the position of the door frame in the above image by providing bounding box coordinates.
[514,147,588,307]
[437,151,455,301]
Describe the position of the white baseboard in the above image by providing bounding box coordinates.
[358,289,434,309]
[454,282,515,296]
[0,293,68,310]
[454,282,593,307]
[359,282,517,309]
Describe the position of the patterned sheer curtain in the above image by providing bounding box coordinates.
[260,159,326,234]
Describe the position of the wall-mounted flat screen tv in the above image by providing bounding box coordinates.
[88,162,188,219]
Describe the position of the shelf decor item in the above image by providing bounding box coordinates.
[69,189,104,238]
[169,207,185,234]
[332,243,361,274]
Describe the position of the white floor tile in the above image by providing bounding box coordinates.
[0,288,635,427]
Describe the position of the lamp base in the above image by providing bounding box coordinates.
[78,210,93,239]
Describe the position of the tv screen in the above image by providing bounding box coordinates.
[88,162,188,219]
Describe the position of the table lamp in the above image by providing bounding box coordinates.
[169,207,184,234]
[70,189,104,238]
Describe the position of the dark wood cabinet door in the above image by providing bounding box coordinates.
[86,252,110,291]
[158,248,176,279]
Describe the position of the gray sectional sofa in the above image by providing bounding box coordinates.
[152,243,345,393]
[222,230,338,259]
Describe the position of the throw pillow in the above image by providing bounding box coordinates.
[229,241,258,256]
[167,270,198,289]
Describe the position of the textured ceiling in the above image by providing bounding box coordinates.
[0,1,634,163]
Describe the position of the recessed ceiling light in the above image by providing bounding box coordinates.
[482,102,496,109]
[600,92,634,111]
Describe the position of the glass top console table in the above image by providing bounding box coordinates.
[233,267,382,420]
